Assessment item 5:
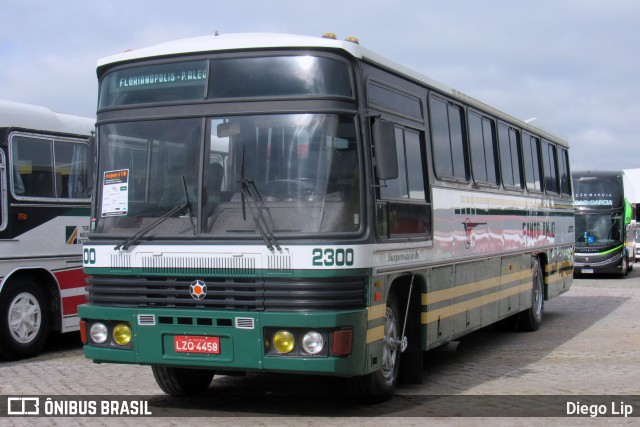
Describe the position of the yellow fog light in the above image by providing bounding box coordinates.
[113,323,132,346]
[273,330,295,354]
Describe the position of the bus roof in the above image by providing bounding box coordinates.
[0,99,95,136]
[97,32,568,147]
[97,33,362,67]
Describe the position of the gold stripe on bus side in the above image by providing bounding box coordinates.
[420,282,531,325]
[544,258,573,285]
[366,325,385,344]
[544,271,564,286]
[545,259,573,272]
[421,268,531,306]
[367,304,386,321]
[558,259,574,270]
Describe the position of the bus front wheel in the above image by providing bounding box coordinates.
[152,366,214,395]
[348,291,401,403]
[0,278,51,360]
[619,256,629,277]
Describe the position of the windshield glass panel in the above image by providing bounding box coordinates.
[208,56,352,99]
[95,119,202,236]
[575,213,623,246]
[94,113,360,239]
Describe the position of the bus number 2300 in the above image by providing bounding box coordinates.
[312,248,355,267]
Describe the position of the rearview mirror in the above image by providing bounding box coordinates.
[372,120,398,180]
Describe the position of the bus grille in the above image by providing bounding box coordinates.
[86,275,366,311]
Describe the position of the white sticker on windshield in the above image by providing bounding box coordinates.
[101,169,129,217]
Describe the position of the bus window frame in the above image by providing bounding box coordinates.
[496,121,524,192]
[558,147,572,197]
[542,139,560,195]
[522,131,543,193]
[0,149,6,232]
[467,108,499,187]
[428,93,469,183]
[366,79,424,123]
[375,123,432,240]
[8,131,92,203]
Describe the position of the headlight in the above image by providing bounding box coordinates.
[89,322,108,344]
[112,323,132,346]
[302,331,324,355]
[273,330,295,354]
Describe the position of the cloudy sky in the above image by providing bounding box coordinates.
[1,0,638,171]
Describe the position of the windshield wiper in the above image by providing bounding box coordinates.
[182,176,196,236]
[114,176,194,251]
[238,146,281,252]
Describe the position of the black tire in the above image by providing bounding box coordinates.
[348,291,401,403]
[0,277,50,360]
[152,366,214,395]
[619,256,628,278]
[519,258,544,332]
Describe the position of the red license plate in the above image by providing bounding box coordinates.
[174,335,220,354]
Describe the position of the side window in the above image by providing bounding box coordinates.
[380,128,408,199]
[468,111,498,185]
[0,150,5,231]
[542,140,559,194]
[497,123,522,189]
[55,140,91,199]
[380,128,425,200]
[377,126,431,237]
[367,81,423,121]
[430,95,467,180]
[11,135,55,198]
[10,134,90,200]
[558,147,571,196]
[522,133,542,191]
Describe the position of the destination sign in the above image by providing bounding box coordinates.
[574,192,614,206]
[99,60,208,108]
[117,67,207,89]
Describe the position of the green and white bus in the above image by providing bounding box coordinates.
[573,170,635,276]
[79,33,574,401]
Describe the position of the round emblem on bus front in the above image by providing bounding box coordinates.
[189,280,207,300]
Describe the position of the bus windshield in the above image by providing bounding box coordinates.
[575,212,623,246]
[94,113,361,239]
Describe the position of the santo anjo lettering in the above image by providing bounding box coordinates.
[119,69,207,88]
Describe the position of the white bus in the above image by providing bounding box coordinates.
[0,99,94,359]
[80,33,574,401]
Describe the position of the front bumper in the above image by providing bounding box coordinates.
[79,305,368,377]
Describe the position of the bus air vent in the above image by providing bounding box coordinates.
[137,314,156,326]
[235,317,255,330]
